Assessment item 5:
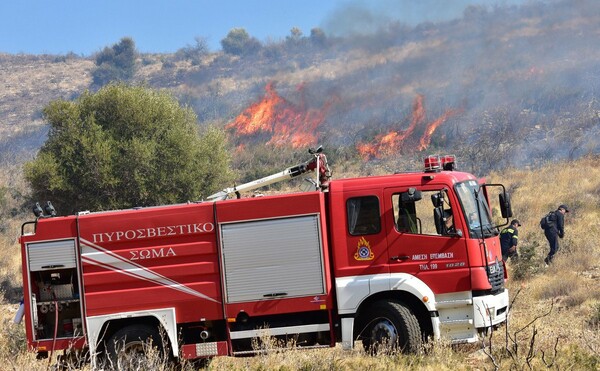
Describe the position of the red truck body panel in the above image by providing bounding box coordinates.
[77,203,222,322]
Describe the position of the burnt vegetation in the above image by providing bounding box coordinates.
[184,0,600,178]
[2,0,600,180]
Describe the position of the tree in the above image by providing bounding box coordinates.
[285,27,307,50]
[309,28,327,47]
[220,28,261,56]
[175,36,210,65]
[24,84,233,215]
[286,27,303,43]
[92,37,138,86]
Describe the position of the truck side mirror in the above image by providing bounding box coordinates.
[499,192,512,218]
[401,188,422,203]
[433,208,444,234]
[431,193,443,208]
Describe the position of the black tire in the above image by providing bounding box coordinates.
[103,324,167,370]
[359,300,422,354]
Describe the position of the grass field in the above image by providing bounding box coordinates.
[1,156,599,370]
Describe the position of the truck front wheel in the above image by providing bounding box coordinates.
[359,300,422,354]
[103,324,168,369]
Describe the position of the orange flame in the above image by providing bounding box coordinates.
[226,82,334,148]
[417,108,462,151]
[357,95,461,159]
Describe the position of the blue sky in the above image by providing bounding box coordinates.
[0,0,526,55]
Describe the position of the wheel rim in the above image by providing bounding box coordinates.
[370,318,398,345]
[117,340,146,368]
[122,339,145,355]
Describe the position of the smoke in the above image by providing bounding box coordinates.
[312,0,600,171]
[322,0,529,37]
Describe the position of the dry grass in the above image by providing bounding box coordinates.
[1,156,599,369]
[0,54,93,138]
[490,155,600,369]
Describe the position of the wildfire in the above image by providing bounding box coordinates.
[417,108,462,151]
[226,82,334,148]
[357,95,461,159]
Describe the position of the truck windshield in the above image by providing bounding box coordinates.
[455,180,496,238]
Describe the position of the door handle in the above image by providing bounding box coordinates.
[263,292,288,297]
[390,255,410,261]
[41,264,65,269]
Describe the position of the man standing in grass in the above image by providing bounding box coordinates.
[542,204,569,265]
[500,219,521,262]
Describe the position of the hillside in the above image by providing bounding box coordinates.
[1,0,600,177]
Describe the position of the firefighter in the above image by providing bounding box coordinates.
[500,219,521,262]
[542,204,569,265]
[443,210,455,234]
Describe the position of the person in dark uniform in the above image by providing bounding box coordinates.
[543,204,569,265]
[443,209,455,234]
[500,219,521,262]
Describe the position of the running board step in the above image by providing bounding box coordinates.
[232,344,331,356]
[229,323,330,340]
[439,318,474,326]
[436,299,473,309]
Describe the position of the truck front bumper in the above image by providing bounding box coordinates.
[472,288,509,328]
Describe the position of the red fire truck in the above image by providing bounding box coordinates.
[18,148,512,364]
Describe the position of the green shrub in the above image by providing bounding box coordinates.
[510,240,544,281]
[25,84,233,214]
[221,28,262,56]
[92,37,138,86]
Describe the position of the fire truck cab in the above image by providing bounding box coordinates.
[19,152,511,363]
[329,156,509,351]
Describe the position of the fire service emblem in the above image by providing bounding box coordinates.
[354,237,374,261]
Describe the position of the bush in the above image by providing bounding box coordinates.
[175,36,209,65]
[510,240,544,281]
[310,28,327,47]
[24,84,233,214]
[92,37,138,86]
[221,28,262,56]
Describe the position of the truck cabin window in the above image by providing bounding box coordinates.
[454,180,496,238]
[392,189,454,236]
[347,196,381,235]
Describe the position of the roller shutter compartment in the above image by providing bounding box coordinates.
[221,215,325,303]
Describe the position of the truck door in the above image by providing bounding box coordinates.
[332,191,390,278]
[383,186,471,294]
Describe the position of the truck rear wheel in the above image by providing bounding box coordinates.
[103,324,167,369]
[360,300,422,354]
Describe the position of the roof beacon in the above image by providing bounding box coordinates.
[424,155,456,172]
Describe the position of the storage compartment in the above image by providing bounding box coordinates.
[27,240,83,340]
[28,239,77,271]
[221,215,326,303]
